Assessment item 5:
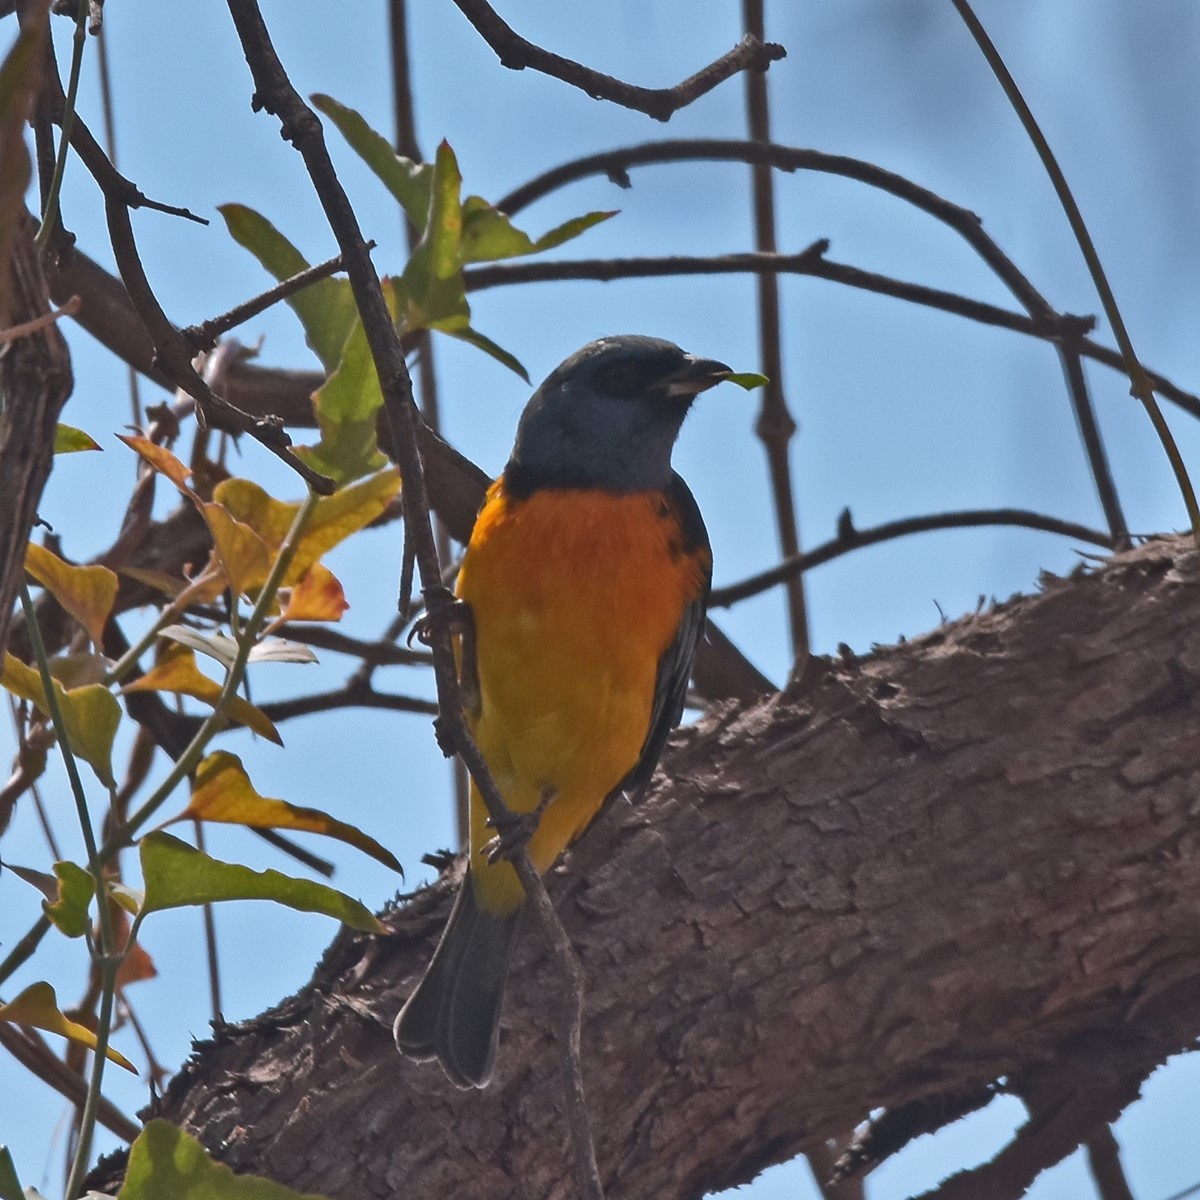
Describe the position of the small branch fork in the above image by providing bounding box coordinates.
[223,3,604,1197]
[17,1,335,495]
[451,0,785,122]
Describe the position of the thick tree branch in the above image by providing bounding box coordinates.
[0,217,73,656]
[128,535,1200,1200]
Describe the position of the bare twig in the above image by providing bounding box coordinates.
[451,0,784,122]
[1058,344,1129,548]
[1085,1128,1136,1200]
[949,0,1199,545]
[741,0,808,661]
[709,508,1114,609]
[389,0,468,843]
[24,6,335,495]
[258,683,438,724]
[0,1023,140,1142]
[182,248,359,353]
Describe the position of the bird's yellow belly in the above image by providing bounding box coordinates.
[456,483,706,911]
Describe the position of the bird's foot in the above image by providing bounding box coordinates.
[483,787,555,864]
[411,596,480,719]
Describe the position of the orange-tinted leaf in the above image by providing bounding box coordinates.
[24,542,118,649]
[116,434,194,492]
[179,751,403,874]
[0,654,121,786]
[123,646,281,745]
[0,982,136,1071]
[278,563,349,624]
[202,502,271,596]
[214,469,399,584]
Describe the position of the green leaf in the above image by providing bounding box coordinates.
[120,1120,333,1200]
[446,325,528,382]
[459,196,615,264]
[311,94,431,230]
[402,141,469,332]
[139,831,383,933]
[720,371,769,390]
[45,860,95,938]
[53,424,101,454]
[219,204,358,373]
[294,281,399,487]
[0,1145,23,1200]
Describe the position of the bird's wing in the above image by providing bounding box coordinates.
[618,472,712,797]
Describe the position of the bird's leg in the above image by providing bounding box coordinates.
[412,596,481,723]
[484,786,556,865]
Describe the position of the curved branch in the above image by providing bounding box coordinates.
[257,684,438,724]
[709,508,1114,609]
[451,1,785,122]
[464,250,1200,424]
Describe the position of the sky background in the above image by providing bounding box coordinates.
[3,2,1200,1197]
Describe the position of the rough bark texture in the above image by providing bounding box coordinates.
[0,218,72,658]
[112,536,1200,1198]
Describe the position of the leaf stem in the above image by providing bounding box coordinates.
[19,582,118,1198]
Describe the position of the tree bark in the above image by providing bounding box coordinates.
[0,217,72,660]
[107,536,1200,1199]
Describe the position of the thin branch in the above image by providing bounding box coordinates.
[450,0,784,122]
[740,0,809,661]
[1085,1128,1136,1200]
[948,0,1199,545]
[709,508,1114,609]
[273,623,433,667]
[1058,344,1129,548]
[496,138,1056,316]
[182,248,359,353]
[389,0,467,842]
[257,683,438,724]
[27,15,335,495]
[0,1024,140,1143]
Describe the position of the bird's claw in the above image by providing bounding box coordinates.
[411,598,481,718]
[483,788,554,864]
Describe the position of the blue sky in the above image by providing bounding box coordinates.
[3,2,1199,1197]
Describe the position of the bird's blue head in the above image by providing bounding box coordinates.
[505,335,731,495]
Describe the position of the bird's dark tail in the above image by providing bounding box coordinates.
[394,876,524,1088]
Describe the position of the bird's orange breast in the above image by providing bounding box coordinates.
[456,479,708,906]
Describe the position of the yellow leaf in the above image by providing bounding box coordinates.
[214,468,399,584]
[179,751,403,873]
[123,646,281,745]
[202,502,271,596]
[0,982,136,1071]
[278,563,349,624]
[1,654,121,786]
[24,542,119,649]
[116,434,194,492]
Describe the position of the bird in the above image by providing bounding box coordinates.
[394,334,731,1088]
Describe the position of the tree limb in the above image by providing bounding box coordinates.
[124,535,1200,1200]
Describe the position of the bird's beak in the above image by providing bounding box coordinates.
[658,355,734,399]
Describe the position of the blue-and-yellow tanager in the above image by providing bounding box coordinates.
[394,335,729,1087]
